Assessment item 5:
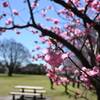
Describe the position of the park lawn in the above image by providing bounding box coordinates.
[0,74,97,100]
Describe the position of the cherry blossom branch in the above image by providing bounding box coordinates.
[68,56,100,83]
[94,13,100,21]
[8,0,15,26]
[38,27,93,67]
[84,2,89,14]
[50,44,100,83]
[51,0,90,22]
[80,36,88,52]
[87,35,96,66]
[27,0,37,26]
[26,0,91,68]
[0,24,33,30]
[51,0,100,37]
[0,0,92,68]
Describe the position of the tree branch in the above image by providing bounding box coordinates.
[52,0,100,36]
[0,24,33,30]
[0,0,93,68]
[26,0,37,26]
[35,27,92,68]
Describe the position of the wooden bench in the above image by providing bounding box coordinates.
[19,89,46,93]
[10,92,40,100]
[10,85,46,100]
[19,89,46,99]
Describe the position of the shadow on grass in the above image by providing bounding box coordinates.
[0,74,30,78]
[67,88,89,100]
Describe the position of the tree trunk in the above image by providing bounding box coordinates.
[64,84,68,94]
[8,67,13,77]
[96,89,100,100]
[8,70,13,76]
[91,77,100,100]
[49,78,54,89]
[77,82,80,88]
[94,84,100,100]
[72,82,75,87]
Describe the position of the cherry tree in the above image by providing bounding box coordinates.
[0,0,100,99]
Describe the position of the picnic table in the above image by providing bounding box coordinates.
[15,85,44,93]
[10,85,46,100]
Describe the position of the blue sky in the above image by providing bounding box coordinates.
[0,0,63,64]
[0,0,48,50]
[0,0,61,50]
[0,0,97,65]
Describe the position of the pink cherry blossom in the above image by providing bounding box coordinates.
[43,49,49,54]
[2,1,9,7]
[16,31,20,35]
[91,1,100,12]
[61,53,68,59]
[5,18,13,25]
[31,2,38,10]
[96,54,100,62]
[46,67,70,86]
[12,9,19,16]
[93,66,100,75]
[46,17,52,21]
[41,9,47,17]
[47,6,52,10]
[35,45,40,50]
[53,19,60,24]
[44,49,63,67]
[75,19,80,24]
[74,28,81,36]
[0,28,6,33]
[39,37,47,43]
[72,0,79,4]
[31,29,38,34]
[44,55,50,61]
[60,77,69,84]
[78,7,85,13]
[0,15,3,20]
[58,9,67,15]
[46,40,52,46]
[88,70,97,76]
[74,69,79,75]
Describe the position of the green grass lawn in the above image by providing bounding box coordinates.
[0,74,97,100]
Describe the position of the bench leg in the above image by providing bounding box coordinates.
[40,94,46,99]
[12,94,15,100]
[32,96,36,100]
[19,95,24,100]
[40,94,43,99]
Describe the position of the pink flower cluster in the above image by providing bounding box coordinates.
[2,1,9,7]
[45,17,60,24]
[5,18,13,25]
[44,49,63,67]
[87,0,100,12]
[31,2,38,10]
[47,68,69,85]
[80,66,100,88]
[96,54,100,62]
[12,9,19,16]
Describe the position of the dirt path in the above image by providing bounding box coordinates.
[0,96,51,100]
[0,96,11,100]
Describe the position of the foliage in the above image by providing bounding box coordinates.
[18,63,46,75]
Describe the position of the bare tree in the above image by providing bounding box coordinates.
[0,39,30,76]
